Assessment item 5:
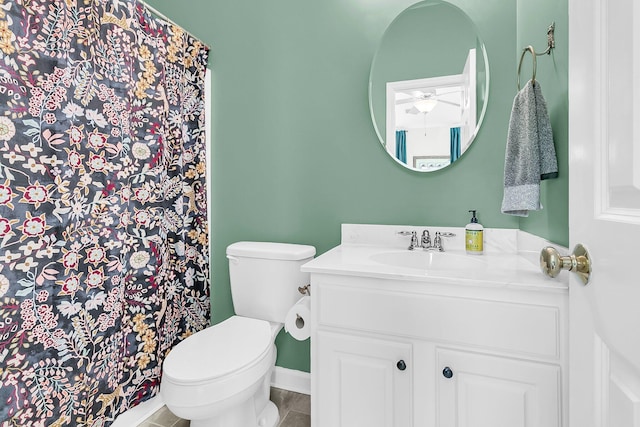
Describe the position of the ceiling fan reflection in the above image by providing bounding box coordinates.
[397,89,462,115]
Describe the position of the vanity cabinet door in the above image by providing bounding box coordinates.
[315,331,413,427]
[436,349,561,427]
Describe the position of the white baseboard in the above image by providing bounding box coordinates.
[271,366,311,395]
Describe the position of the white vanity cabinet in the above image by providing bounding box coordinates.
[310,273,568,427]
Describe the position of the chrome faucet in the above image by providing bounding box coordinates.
[399,230,455,251]
[397,231,420,250]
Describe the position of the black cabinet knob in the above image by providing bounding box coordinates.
[442,367,453,379]
[396,360,407,371]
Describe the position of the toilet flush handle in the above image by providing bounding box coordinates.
[298,284,311,296]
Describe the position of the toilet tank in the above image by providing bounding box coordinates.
[226,242,316,323]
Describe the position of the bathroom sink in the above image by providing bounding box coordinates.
[369,250,486,271]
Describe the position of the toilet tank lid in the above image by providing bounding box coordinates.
[226,242,315,260]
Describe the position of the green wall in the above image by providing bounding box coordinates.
[145,0,568,373]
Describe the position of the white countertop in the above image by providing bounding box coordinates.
[301,224,569,292]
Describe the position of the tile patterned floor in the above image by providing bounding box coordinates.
[269,388,311,427]
[138,388,310,427]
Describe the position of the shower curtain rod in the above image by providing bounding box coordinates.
[139,0,207,46]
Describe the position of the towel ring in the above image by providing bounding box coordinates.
[517,45,537,90]
[517,23,555,90]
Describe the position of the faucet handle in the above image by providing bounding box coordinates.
[433,231,455,252]
[398,230,419,250]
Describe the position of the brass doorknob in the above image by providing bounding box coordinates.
[540,244,592,285]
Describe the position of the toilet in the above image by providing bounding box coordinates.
[160,241,315,427]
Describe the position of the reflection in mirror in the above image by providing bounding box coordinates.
[369,0,489,172]
[388,49,476,171]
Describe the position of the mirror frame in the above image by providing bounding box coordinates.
[368,0,490,172]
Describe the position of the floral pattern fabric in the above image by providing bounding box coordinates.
[0,0,210,425]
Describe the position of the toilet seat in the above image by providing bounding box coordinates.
[163,316,273,385]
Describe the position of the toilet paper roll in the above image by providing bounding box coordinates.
[284,296,311,341]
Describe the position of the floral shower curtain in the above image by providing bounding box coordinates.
[0,1,210,425]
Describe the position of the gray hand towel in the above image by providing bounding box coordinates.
[501,80,558,217]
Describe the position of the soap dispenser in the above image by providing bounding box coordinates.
[465,210,484,255]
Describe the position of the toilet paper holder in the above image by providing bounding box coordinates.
[298,284,311,296]
[295,285,310,330]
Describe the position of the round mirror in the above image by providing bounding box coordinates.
[369,0,489,172]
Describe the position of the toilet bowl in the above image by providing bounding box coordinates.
[160,242,315,427]
[161,316,281,426]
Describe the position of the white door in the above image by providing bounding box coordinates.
[569,0,640,426]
